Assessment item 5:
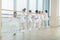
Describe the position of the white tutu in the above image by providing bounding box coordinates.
[9,18,19,33]
[41,14,45,21]
[21,13,27,23]
[44,13,49,21]
[28,14,33,22]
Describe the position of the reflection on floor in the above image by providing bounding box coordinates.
[1,27,60,40]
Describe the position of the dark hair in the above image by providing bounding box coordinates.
[45,10,48,13]
[22,8,26,12]
[14,12,17,15]
[35,10,38,13]
[29,10,32,12]
[13,11,17,17]
[39,11,41,13]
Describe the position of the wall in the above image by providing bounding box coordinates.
[50,0,59,27]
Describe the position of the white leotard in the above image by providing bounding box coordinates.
[44,13,49,21]
[39,14,42,22]
[34,14,40,22]
[28,13,32,22]
[41,14,45,21]
[21,12,27,23]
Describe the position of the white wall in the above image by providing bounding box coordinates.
[51,0,59,27]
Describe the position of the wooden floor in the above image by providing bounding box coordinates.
[1,27,60,40]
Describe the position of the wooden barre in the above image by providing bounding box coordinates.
[2,9,35,13]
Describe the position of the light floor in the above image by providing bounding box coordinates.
[1,27,60,40]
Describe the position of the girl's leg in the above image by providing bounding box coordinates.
[13,33,16,36]
[41,20,44,28]
[29,21,31,28]
[13,28,16,36]
[29,21,32,30]
[21,22,26,32]
[22,22,25,30]
[34,22,36,29]
[36,22,39,29]
[46,20,48,27]
[38,21,41,29]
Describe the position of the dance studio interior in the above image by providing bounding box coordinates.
[0,0,60,40]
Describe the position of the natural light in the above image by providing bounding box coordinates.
[59,0,60,16]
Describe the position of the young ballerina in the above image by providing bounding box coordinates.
[38,11,42,29]
[34,10,39,30]
[41,11,45,28]
[31,12,36,29]
[28,10,33,31]
[21,8,27,32]
[9,12,19,36]
[44,10,49,27]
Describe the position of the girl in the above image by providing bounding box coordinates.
[44,10,49,27]
[21,8,27,31]
[9,12,19,36]
[41,11,45,28]
[28,10,33,31]
[38,11,42,29]
[34,10,39,30]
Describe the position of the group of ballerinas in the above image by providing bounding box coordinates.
[20,8,49,31]
[9,8,49,36]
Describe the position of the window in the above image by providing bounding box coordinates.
[38,0,43,11]
[16,0,27,11]
[29,0,36,12]
[2,0,14,17]
[2,0,14,10]
[59,0,60,16]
